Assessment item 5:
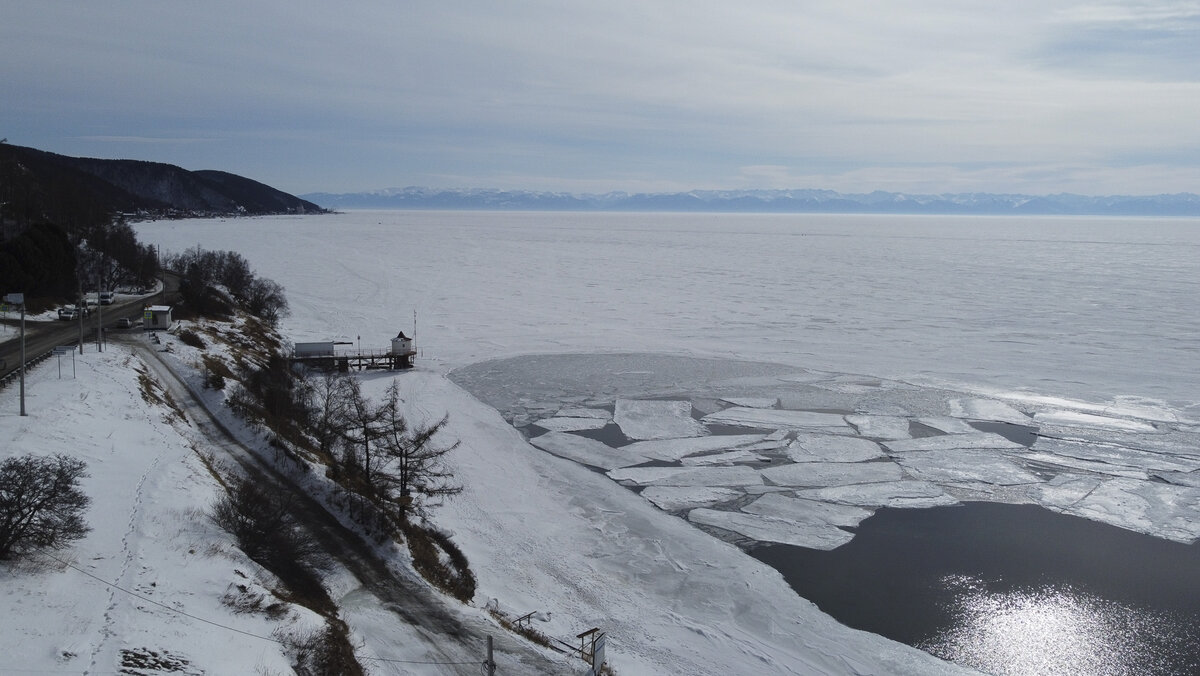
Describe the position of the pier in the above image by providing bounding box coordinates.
[289,332,415,372]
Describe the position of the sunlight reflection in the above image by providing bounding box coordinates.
[920,576,1191,676]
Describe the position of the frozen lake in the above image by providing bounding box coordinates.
[136,210,1200,674]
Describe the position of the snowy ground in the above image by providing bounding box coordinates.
[0,344,315,675]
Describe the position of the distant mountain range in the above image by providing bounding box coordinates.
[0,144,323,228]
[304,186,1200,216]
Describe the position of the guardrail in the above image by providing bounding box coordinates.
[0,347,60,392]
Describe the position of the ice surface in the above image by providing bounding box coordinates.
[1155,470,1200,487]
[894,450,1042,485]
[786,432,886,462]
[640,486,743,511]
[742,493,874,528]
[948,398,1033,424]
[719,396,779,408]
[557,407,612,419]
[1030,437,1200,474]
[688,509,855,550]
[681,449,769,466]
[1027,474,1103,511]
[796,481,959,509]
[762,461,904,487]
[846,414,912,440]
[608,465,765,487]
[703,407,849,429]
[1018,451,1149,480]
[883,432,1026,453]
[529,431,648,470]
[1063,478,1200,543]
[1034,410,1158,432]
[614,399,708,440]
[531,416,611,432]
[621,434,767,462]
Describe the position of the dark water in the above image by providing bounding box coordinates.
[753,502,1200,676]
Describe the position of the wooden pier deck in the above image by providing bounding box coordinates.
[289,348,415,372]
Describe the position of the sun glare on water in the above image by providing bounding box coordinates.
[922,576,1193,676]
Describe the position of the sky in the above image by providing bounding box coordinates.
[3,1,1200,196]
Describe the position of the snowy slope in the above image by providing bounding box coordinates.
[0,346,314,675]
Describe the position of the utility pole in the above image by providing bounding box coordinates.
[485,635,496,676]
[4,293,25,415]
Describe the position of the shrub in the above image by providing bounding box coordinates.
[0,454,91,560]
[178,328,206,349]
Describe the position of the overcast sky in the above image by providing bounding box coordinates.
[3,1,1199,196]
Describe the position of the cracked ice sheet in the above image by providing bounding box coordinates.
[1031,437,1200,474]
[787,433,886,462]
[948,398,1033,424]
[1065,478,1200,543]
[916,417,979,434]
[681,450,768,466]
[894,450,1042,485]
[1028,474,1103,511]
[532,416,611,432]
[883,432,1026,453]
[796,481,959,509]
[529,431,648,470]
[640,486,743,511]
[846,414,911,440]
[621,434,766,462]
[1034,410,1158,433]
[688,509,855,550]
[703,407,848,429]
[1018,451,1149,480]
[614,399,708,440]
[763,461,904,487]
[608,465,764,487]
[556,407,611,419]
[743,493,874,528]
[719,397,779,408]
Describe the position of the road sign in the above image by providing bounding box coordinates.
[53,345,74,355]
[3,293,23,304]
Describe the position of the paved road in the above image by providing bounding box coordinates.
[0,276,176,384]
[125,336,569,675]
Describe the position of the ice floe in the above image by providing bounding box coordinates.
[742,493,874,528]
[796,481,959,509]
[1031,437,1200,474]
[614,399,708,440]
[894,450,1041,485]
[948,397,1033,424]
[763,461,904,487]
[640,486,743,511]
[621,434,766,462]
[608,465,764,487]
[529,431,647,470]
[703,407,849,429]
[531,416,611,432]
[681,450,769,466]
[845,414,911,440]
[719,397,779,408]
[786,433,886,462]
[883,432,1026,453]
[1059,478,1200,543]
[1018,451,1149,480]
[687,508,855,550]
[1034,410,1158,433]
[556,407,612,419]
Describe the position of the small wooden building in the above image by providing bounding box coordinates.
[143,305,173,331]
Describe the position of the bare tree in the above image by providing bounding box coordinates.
[302,370,356,461]
[375,381,461,522]
[0,454,90,560]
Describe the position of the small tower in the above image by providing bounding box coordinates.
[390,331,415,368]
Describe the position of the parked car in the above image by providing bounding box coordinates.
[116,317,134,329]
[58,307,78,320]
[99,291,115,305]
